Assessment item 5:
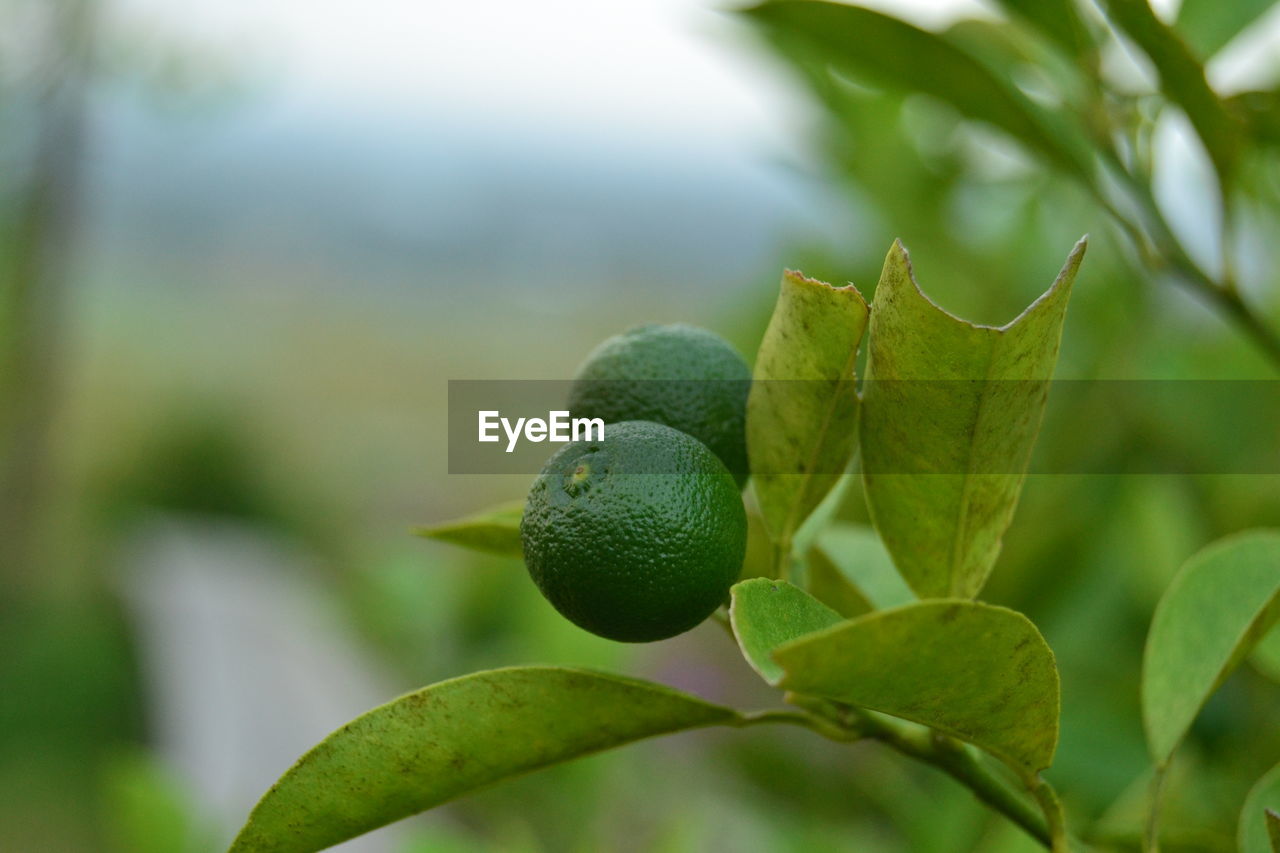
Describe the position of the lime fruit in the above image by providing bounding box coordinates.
[567,324,751,487]
[520,420,747,642]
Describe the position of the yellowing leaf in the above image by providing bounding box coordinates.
[774,599,1060,775]
[738,509,779,581]
[747,269,868,551]
[807,547,874,618]
[814,522,915,610]
[229,668,741,853]
[860,238,1085,598]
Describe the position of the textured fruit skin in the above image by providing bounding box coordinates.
[521,420,747,642]
[567,324,751,488]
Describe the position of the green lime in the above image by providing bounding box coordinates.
[567,324,750,487]
[520,420,747,642]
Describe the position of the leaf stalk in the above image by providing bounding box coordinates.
[1144,762,1169,853]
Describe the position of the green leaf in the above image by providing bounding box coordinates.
[814,522,915,610]
[1254,624,1280,682]
[229,667,741,853]
[991,0,1093,59]
[740,0,1094,182]
[747,269,868,550]
[414,501,524,558]
[944,18,1085,106]
[807,546,873,618]
[1142,529,1280,764]
[738,510,779,581]
[102,750,209,853]
[729,578,842,684]
[1228,90,1280,149]
[860,239,1085,598]
[1098,0,1242,187]
[1240,761,1280,853]
[1176,0,1275,58]
[774,599,1060,774]
[790,463,855,557]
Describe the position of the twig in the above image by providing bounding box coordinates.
[736,707,861,743]
[1096,138,1280,369]
[788,695,1056,848]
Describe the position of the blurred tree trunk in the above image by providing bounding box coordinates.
[0,0,95,594]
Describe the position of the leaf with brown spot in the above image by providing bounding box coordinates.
[229,667,741,852]
[860,239,1084,598]
[747,269,868,552]
[773,599,1060,775]
[812,522,915,611]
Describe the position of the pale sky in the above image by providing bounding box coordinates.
[110,0,991,147]
[106,0,1280,161]
[102,0,1280,285]
[109,0,1280,137]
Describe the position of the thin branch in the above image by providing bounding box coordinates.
[1195,276,1280,365]
[735,707,862,743]
[789,695,1055,848]
[755,533,1063,847]
[1096,137,1280,369]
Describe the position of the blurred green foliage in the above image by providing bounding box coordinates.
[3,0,1280,850]
[737,0,1280,846]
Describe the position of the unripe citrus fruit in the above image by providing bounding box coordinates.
[520,420,747,642]
[567,324,750,487]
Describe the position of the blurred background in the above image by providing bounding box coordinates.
[2,0,1280,850]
